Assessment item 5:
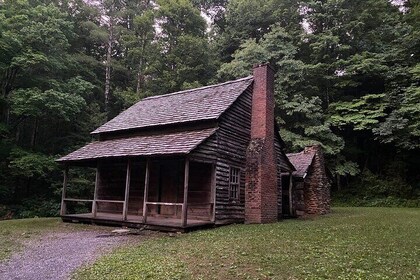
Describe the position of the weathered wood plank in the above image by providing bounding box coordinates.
[64,198,94,202]
[142,159,150,223]
[123,159,131,221]
[96,199,125,203]
[214,87,252,222]
[92,163,100,217]
[289,172,293,216]
[146,202,183,206]
[211,163,216,222]
[182,158,189,227]
[60,166,69,216]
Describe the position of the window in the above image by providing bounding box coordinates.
[229,167,240,200]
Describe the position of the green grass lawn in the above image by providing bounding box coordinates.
[74,208,420,280]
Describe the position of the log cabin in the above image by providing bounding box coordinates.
[57,64,297,231]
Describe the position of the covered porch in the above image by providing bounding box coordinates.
[60,156,216,232]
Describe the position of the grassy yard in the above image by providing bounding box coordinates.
[74,208,420,280]
[0,217,102,261]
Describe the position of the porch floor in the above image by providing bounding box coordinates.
[61,212,214,232]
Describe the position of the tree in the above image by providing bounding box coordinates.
[0,1,74,122]
[148,0,216,94]
[215,0,301,62]
[218,0,420,193]
[120,0,155,97]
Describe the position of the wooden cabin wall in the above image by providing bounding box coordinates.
[214,87,252,223]
[189,134,217,162]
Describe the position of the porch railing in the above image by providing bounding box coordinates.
[61,158,216,228]
[61,198,125,218]
[143,201,214,225]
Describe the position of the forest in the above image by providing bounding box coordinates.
[0,0,419,218]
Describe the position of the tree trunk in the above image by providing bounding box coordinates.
[1,67,17,124]
[30,117,39,149]
[25,177,31,197]
[136,59,144,96]
[104,13,114,117]
[15,125,20,143]
[336,173,341,192]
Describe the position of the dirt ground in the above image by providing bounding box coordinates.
[0,228,160,280]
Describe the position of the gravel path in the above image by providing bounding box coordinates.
[0,229,148,280]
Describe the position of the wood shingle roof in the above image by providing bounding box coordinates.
[286,150,316,177]
[57,128,217,162]
[92,76,253,135]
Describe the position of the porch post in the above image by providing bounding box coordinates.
[289,172,293,216]
[181,158,190,227]
[123,159,131,221]
[60,165,68,216]
[92,162,100,217]
[142,159,150,223]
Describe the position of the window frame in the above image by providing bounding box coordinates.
[228,166,241,201]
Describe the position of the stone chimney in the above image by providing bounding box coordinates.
[303,144,331,215]
[245,64,278,224]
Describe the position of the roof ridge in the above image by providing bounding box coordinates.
[142,76,253,101]
[287,151,304,156]
[287,150,316,156]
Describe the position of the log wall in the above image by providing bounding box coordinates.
[214,86,252,223]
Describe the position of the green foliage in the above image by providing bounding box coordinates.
[220,25,345,157]
[113,88,140,110]
[10,88,85,121]
[15,197,60,218]
[334,160,360,177]
[219,0,420,191]
[8,148,57,178]
[358,169,414,198]
[0,0,419,218]
[333,164,419,208]
[333,196,420,208]
[148,0,216,95]
[373,64,420,149]
[330,94,387,131]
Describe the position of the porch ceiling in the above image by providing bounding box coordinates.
[57,128,217,163]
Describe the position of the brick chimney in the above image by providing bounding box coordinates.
[245,64,278,224]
